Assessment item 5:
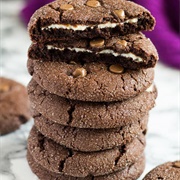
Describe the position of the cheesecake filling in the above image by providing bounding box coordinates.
[42,18,138,31]
[47,45,143,62]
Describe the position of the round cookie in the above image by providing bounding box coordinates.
[34,112,148,152]
[27,150,145,180]
[28,58,155,103]
[0,77,31,135]
[28,126,145,177]
[28,0,155,42]
[28,79,157,129]
[143,161,180,180]
[28,59,154,102]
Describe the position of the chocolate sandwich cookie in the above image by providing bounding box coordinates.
[27,150,145,180]
[143,161,180,180]
[33,111,148,152]
[28,0,155,42]
[28,126,145,177]
[0,77,31,135]
[29,33,158,70]
[28,79,157,129]
[27,59,154,102]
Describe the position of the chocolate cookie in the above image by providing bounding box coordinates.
[28,79,157,129]
[28,126,145,177]
[27,150,145,180]
[29,33,158,70]
[28,0,155,42]
[27,58,154,102]
[0,77,31,135]
[143,161,180,180]
[33,111,148,152]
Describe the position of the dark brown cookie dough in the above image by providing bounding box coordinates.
[143,161,180,180]
[27,150,145,180]
[28,79,157,129]
[34,111,148,152]
[29,33,158,70]
[0,77,31,135]
[27,58,154,102]
[28,126,145,177]
[28,0,155,42]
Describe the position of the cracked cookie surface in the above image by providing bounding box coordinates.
[27,150,145,180]
[33,111,148,152]
[28,126,145,177]
[27,59,154,102]
[28,0,155,42]
[0,77,31,135]
[28,79,157,128]
[29,33,158,70]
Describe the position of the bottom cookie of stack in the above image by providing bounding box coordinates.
[27,127,146,178]
[27,151,145,180]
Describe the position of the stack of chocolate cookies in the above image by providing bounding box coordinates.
[26,0,158,179]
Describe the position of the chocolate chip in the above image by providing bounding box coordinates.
[86,0,100,8]
[90,38,105,48]
[114,9,125,20]
[69,61,77,65]
[109,64,124,74]
[0,84,9,92]
[60,4,74,11]
[117,40,127,47]
[173,161,180,168]
[73,68,87,77]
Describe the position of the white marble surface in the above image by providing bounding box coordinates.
[0,1,179,180]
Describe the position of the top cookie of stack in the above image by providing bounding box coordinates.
[28,0,158,70]
[29,0,155,41]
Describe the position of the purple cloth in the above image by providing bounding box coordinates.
[133,0,180,69]
[20,0,180,69]
[20,0,52,25]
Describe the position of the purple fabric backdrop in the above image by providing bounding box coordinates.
[133,0,180,69]
[20,0,52,25]
[20,0,180,69]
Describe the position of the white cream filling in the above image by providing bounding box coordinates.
[146,84,154,92]
[99,49,120,57]
[123,18,138,24]
[47,45,93,53]
[121,53,143,62]
[42,18,138,31]
[68,47,93,53]
[47,45,143,62]
[42,24,89,31]
[97,22,118,29]
[47,45,65,51]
